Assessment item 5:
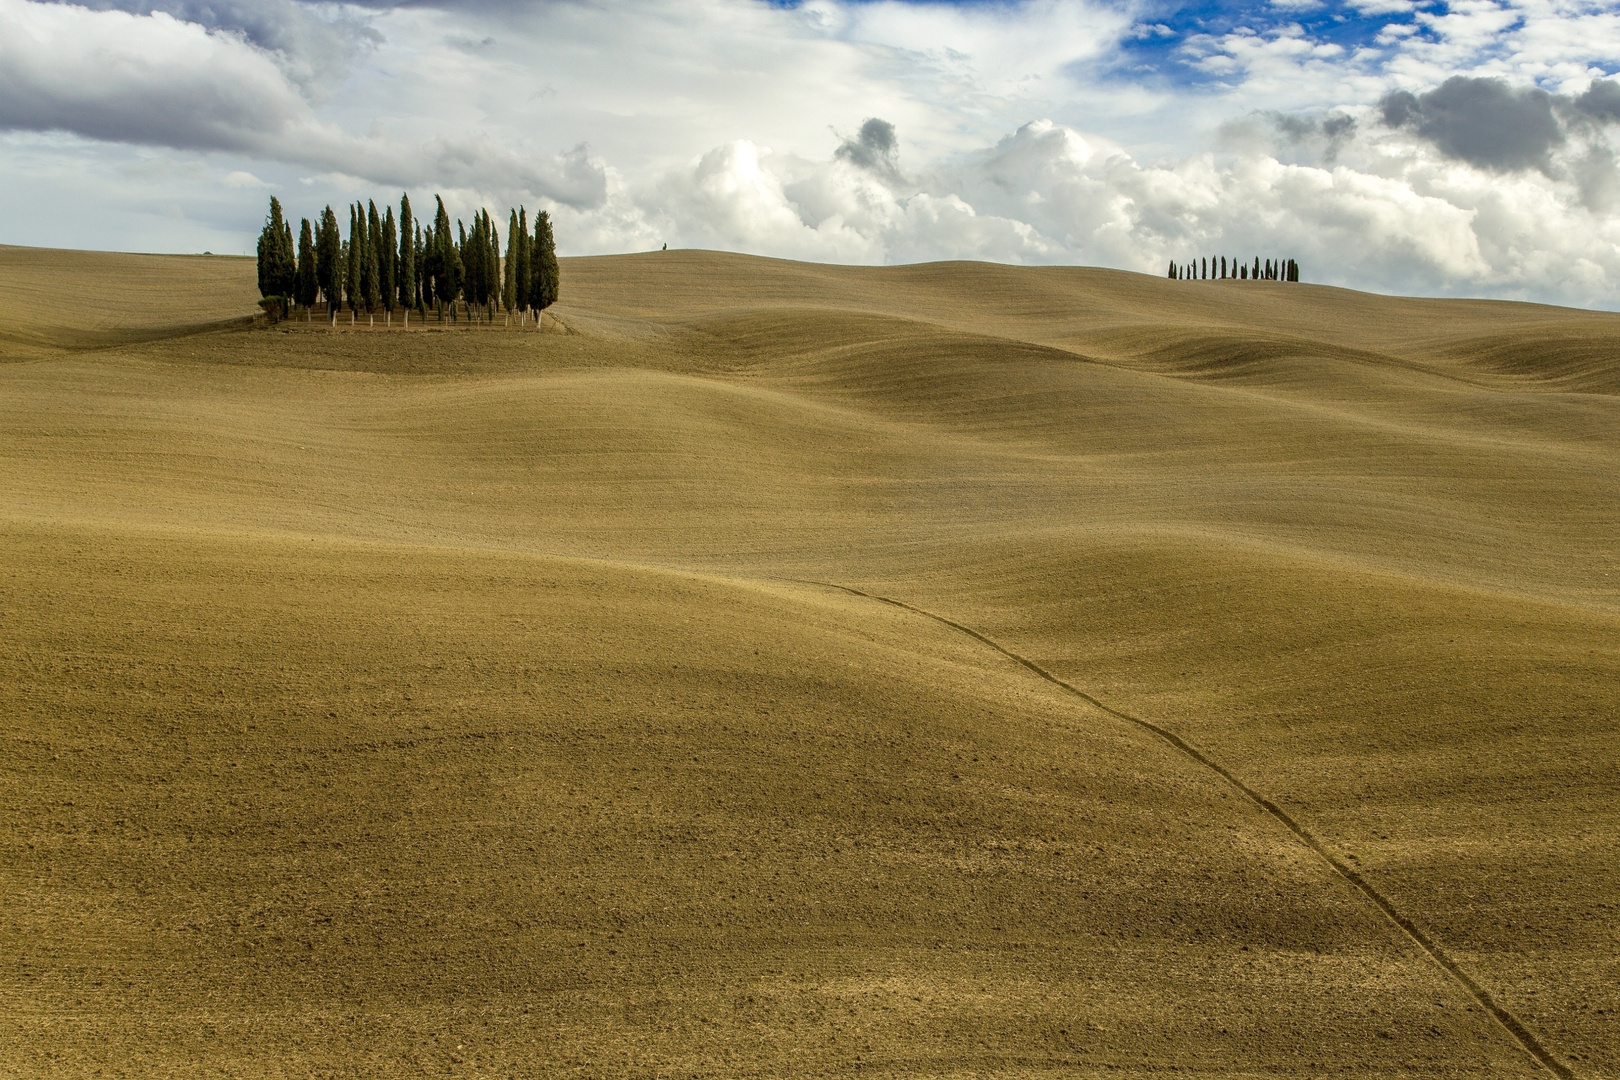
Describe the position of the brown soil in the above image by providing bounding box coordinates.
[2,246,1616,1078]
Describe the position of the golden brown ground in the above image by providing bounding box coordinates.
[1,243,1617,1078]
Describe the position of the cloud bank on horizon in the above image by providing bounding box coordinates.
[3,0,1620,307]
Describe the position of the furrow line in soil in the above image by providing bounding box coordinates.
[796,577,1576,1080]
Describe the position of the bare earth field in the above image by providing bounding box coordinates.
[1,241,1617,1078]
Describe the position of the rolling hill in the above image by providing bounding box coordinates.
[2,243,1616,1078]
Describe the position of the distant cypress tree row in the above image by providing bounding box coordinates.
[1167,251,1303,286]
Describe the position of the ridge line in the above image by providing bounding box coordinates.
[795,578,1573,1080]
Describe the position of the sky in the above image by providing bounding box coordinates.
[4,0,1620,306]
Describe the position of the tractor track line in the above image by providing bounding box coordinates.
[800,578,1574,1080]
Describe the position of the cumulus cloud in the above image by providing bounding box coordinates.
[46,0,379,96]
[525,106,1620,311]
[0,0,604,207]
[0,0,310,152]
[5,0,1620,310]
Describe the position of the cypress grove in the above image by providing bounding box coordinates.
[253,193,565,328]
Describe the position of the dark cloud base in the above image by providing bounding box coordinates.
[1381,75,1620,175]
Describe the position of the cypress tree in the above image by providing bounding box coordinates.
[339,239,351,314]
[280,219,294,298]
[345,206,360,314]
[255,224,267,297]
[430,196,458,316]
[456,218,469,318]
[295,218,317,310]
[398,195,415,311]
[414,223,426,313]
[516,208,531,313]
[472,213,488,311]
[421,219,440,314]
[360,201,379,313]
[488,217,501,319]
[315,206,340,311]
[1219,256,1225,279]
[256,196,296,302]
[332,233,347,321]
[465,216,476,313]
[504,210,519,312]
[381,206,397,314]
[533,210,559,317]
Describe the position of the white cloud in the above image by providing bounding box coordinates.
[4,0,1620,308]
[0,0,606,206]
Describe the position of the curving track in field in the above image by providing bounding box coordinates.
[803,578,1577,1080]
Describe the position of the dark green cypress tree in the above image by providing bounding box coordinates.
[431,196,458,316]
[345,206,361,314]
[257,196,297,303]
[280,219,295,298]
[533,210,559,316]
[414,223,426,313]
[1219,256,1226,279]
[421,220,440,314]
[465,214,480,313]
[340,239,352,314]
[359,201,378,313]
[504,210,519,312]
[398,195,415,311]
[456,218,469,318]
[256,224,268,298]
[315,206,340,312]
[467,214,484,311]
[381,207,397,314]
[487,216,501,319]
[445,218,463,318]
[516,208,531,313]
[295,218,317,310]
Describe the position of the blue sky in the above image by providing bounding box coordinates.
[3,0,1620,306]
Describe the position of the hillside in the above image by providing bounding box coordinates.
[2,246,1617,1078]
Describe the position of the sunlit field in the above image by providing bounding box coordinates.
[2,243,1616,1078]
